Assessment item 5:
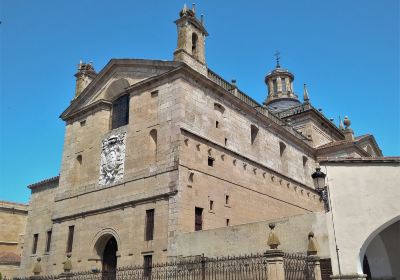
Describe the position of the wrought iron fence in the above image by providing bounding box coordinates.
[283,253,315,280]
[69,254,268,280]
[12,275,59,280]
[10,252,319,280]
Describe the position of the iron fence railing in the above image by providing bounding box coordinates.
[283,253,316,280]
[67,254,268,280]
[10,252,319,280]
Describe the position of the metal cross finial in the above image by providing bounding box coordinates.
[274,51,281,68]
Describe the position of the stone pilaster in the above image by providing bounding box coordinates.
[308,255,322,280]
[265,249,285,280]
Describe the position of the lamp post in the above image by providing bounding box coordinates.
[311,166,330,212]
[311,165,342,278]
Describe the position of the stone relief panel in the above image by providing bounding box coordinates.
[99,132,126,186]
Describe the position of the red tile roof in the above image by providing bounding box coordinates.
[28,175,59,190]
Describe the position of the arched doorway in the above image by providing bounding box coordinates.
[102,236,118,279]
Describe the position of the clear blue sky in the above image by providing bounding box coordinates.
[1,0,399,203]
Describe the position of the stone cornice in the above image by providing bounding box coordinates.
[64,99,112,123]
[0,201,28,213]
[52,189,178,223]
[319,157,400,164]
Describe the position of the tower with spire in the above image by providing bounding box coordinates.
[173,4,208,75]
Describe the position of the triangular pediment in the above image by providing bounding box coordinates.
[317,134,383,158]
[61,59,181,120]
[356,135,383,157]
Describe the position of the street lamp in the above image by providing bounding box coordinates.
[311,166,330,212]
[312,165,342,277]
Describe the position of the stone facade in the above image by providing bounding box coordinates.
[0,201,28,278]
[19,5,383,277]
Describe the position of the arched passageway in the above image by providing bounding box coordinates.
[361,220,400,279]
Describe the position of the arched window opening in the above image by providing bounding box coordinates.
[76,155,82,165]
[214,103,225,114]
[111,94,129,129]
[192,33,198,57]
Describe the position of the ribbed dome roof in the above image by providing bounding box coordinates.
[266,98,301,113]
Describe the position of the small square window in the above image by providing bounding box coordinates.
[150,90,158,97]
[80,120,86,127]
[208,157,214,167]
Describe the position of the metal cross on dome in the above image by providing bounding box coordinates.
[274,51,281,68]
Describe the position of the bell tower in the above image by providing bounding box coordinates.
[173,4,208,75]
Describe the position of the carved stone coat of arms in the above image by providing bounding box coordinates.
[99,132,126,186]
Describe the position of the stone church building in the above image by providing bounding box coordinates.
[18,5,385,277]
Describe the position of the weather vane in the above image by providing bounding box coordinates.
[274,51,281,68]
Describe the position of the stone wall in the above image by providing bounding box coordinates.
[0,201,28,279]
[168,212,330,258]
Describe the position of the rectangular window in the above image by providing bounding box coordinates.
[215,121,219,128]
[209,200,214,211]
[281,78,287,92]
[66,226,74,253]
[32,234,38,254]
[208,157,214,167]
[143,255,153,278]
[145,209,155,241]
[195,207,203,231]
[273,79,278,93]
[225,195,230,205]
[45,230,52,253]
[226,219,230,226]
[111,94,129,129]
[225,138,228,146]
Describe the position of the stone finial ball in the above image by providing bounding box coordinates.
[37,257,41,262]
[343,116,351,128]
[268,223,276,230]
